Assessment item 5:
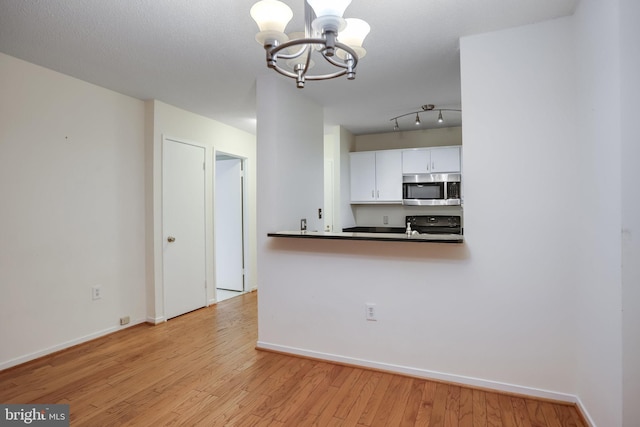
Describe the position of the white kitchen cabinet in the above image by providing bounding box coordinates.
[430,146,461,173]
[402,148,430,174]
[350,150,402,203]
[402,146,461,174]
[350,151,377,202]
[375,150,402,201]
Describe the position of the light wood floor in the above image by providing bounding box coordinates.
[0,292,586,426]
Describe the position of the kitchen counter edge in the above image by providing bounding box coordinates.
[267,231,464,243]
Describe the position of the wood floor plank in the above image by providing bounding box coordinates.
[428,382,450,427]
[315,368,364,426]
[472,389,488,427]
[498,394,518,427]
[414,380,437,426]
[511,397,533,427]
[485,392,502,427]
[458,387,473,427]
[444,385,461,427]
[372,375,413,427]
[356,372,394,426]
[342,371,383,426]
[400,379,427,426]
[567,405,587,427]
[0,291,587,427]
[334,369,375,419]
[540,402,563,427]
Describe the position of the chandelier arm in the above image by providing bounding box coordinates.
[271,65,347,81]
[270,38,327,59]
[271,65,300,80]
[268,38,359,81]
[320,42,359,69]
[277,44,309,60]
[304,70,348,80]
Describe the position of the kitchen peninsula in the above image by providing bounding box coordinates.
[267,230,463,243]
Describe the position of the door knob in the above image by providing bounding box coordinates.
[167,236,176,243]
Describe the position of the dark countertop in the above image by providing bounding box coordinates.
[342,226,407,233]
[267,230,464,243]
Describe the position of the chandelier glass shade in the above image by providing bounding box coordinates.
[390,104,461,131]
[250,0,370,88]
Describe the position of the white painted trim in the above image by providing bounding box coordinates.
[574,396,597,427]
[256,341,583,407]
[146,316,166,325]
[208,297,217,305]
[0,320,145,371]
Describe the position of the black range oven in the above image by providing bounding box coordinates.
[405,215,462,235]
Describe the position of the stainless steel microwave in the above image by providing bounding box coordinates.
[402,173,461,206]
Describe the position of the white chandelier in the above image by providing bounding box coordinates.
[250,0,370,88]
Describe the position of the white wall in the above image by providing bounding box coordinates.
[0,53,146,369]
[147,101,256,320]
[620,0,640,424]
[257,18,580,402]
[339,126,356,228]
[571,1,624,425]
[354,126,462,152]
[255,74,324,346]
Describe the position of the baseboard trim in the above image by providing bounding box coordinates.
[256,341,585,409]
[146,315,166,325]
[574,395,597,427]
[1,319,145,371]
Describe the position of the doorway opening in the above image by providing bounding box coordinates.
[214,153,247,302]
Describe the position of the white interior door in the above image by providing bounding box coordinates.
[215,156,244,292]
[163,139,206,319]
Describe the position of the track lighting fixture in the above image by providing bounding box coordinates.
[390,104,461,131]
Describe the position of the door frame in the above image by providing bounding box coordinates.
[213,151,248,300]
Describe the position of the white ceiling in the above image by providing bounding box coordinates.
[0,0,578,135]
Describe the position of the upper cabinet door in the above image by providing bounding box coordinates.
[349,151,376,202]
[402,149,430,174]
[375,150,402,202]
[430,146,461,173]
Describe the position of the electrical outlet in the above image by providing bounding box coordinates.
[92,286,102,300]
[120,316,130,325]
[300,218,307,231]
[365,303,377,321]
[383,215,389,224]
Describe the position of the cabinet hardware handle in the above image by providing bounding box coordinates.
[167,236,176,243]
